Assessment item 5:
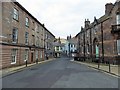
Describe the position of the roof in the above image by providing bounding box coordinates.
[68,37,77,44]
[53,42,64,47]
[116,0,120,2]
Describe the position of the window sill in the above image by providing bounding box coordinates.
[13,18,19,22]
[25,25,29,28]
[11,62,16,65]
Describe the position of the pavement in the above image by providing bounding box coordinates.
[72,60,119,77]
[2,57,118,88]
[0,58,55,77]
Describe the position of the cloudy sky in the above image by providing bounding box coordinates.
[16,0,116,38]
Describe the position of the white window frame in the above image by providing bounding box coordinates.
[25,32,29,44]
[24,49,28,61]
[117,40,120,55]
[13,8,19,20]
[87,44,90,54]
[11,49,17,64]
[40,51,43,58]
[25,17,29,27]
[116,14,120,25]
[12,28,18,43]
[36,50,38,60]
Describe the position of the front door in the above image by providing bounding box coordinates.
[31,53,34,62]
[96,45,99,59]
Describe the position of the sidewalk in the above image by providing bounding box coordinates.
[73,60,119,77]
[0,58,55,77]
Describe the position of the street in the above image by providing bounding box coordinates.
[2,57,118,88]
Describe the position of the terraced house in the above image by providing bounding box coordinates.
[76,0,120,64]
[44,25,56,59]
[0,1,55,69]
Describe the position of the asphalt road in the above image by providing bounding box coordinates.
[2,57,118,88]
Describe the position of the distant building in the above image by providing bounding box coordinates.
[64,35,77,57]
[76,0,120,64]
[53,37,64,58]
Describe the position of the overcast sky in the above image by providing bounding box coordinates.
[16,0,116,38]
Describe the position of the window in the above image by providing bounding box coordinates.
[36,36,39,46]
[87,31,89,37]
[25,17,29,27]
[13,8,19,20]
[116,14,120,25]
[24,49,28,61]
[11,49,17,64]
[94,28,97,34]
[36,50,38,60]
[94,26,97,34]
[37,25,39,33]
[87,44,90,54]
[81,45,83,53]
[117,40,120,55]
[56,46,59,51]
[40,51,43,58]
[12,28,18,43]
[32,35,35,45]
[25,32,29,44]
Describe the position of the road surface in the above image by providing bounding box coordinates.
[2,57,118,88]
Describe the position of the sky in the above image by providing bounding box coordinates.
[16,0,116,38]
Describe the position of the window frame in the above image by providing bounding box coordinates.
[36,50,38,60]
[25,17,29,27]
[24,49,29,61]
[12,28,18,43]
[13,8,19,21]
[116,14,120,25]
[11,49,17,64]
[117,39,120,55]
[25,32,29,44]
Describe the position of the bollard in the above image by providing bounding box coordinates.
[97,58,100,69]
[36,59,38,64]
[26,60,27,67]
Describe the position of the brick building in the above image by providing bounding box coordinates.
[76,0,120,64]
[44,25,56,59]
[0,1,55,68]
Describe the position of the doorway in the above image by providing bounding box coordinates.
[31,53,34,62]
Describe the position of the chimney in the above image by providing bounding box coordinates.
[81,26,84,31]
[105,3,113,15]
[70,35,71,39]
[85,19,90,28]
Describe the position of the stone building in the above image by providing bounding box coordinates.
[76,0,120,64]
[0,1,55,68]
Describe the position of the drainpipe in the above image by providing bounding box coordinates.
[101,22,104,63]
[83,31,86,61]
[90,28,92,61]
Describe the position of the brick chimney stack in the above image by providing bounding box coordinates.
[105,3,113,15]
